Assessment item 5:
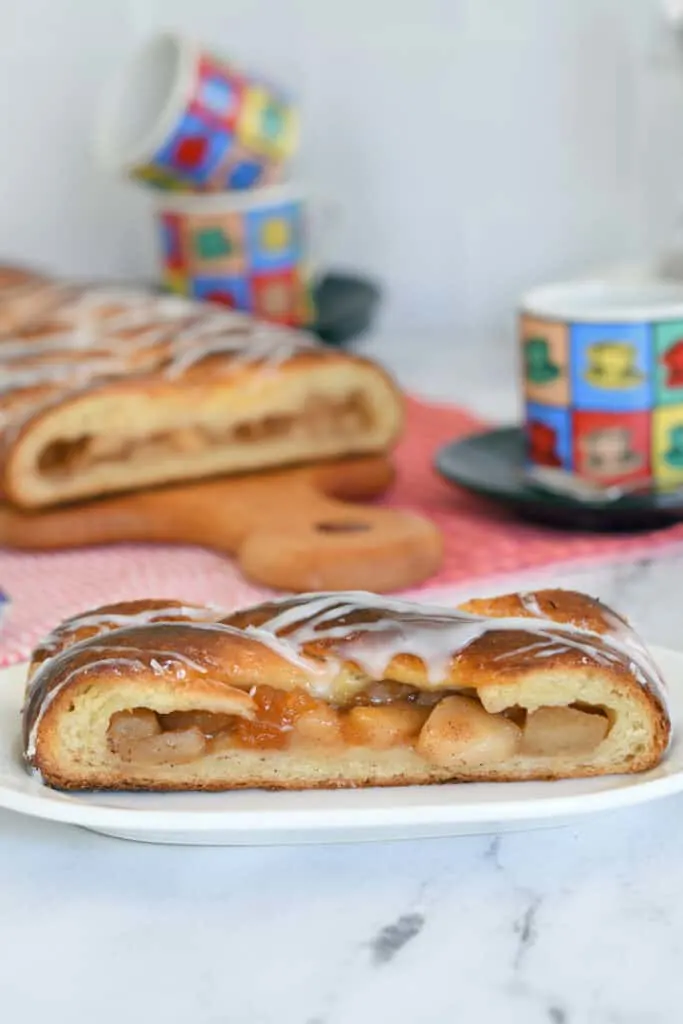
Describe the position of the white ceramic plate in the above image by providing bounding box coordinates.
[2,649,683,846]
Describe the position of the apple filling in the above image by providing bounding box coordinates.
[37,391,373,477]
[106,683,611,768]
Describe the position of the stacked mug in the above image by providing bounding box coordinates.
[96,32,314,326]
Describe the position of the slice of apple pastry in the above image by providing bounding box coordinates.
[23,589,670,791]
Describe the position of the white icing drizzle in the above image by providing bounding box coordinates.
[0,284,323,441]
[37,603,225,655]
[25,591,669,767]
[165,325,316,378]
[135,648,211,677]
[235,591,669,707]
[0,355,131,394]
[519,591,543,617]
[0,275,71,329]
[1,334,95,359]
[242,623,334,679]
[25,621,242,760]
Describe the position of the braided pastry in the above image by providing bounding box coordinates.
[23,589,670,791]
[0,277,402,508]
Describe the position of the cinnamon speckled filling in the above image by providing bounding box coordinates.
[106,682,611,768]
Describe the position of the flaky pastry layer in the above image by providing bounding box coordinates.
[0,278,403,507]
[23,589,670,791]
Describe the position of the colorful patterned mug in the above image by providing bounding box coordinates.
[154,184,315,326]
[96,32,298,191]
[520,278,683,494]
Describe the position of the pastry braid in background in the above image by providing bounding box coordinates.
[0,270,403,508]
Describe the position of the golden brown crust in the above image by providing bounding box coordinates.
[0,282,404,507]
[24,588,671,790]
[224,589,669,776]
[220,589,634,690]
[2,347,401,443]
[458,589,629,633]
[24,620,312,781]
[0,266,65,336]
[27,599,221,677]
[1,351,403,507]
[39,761,652,793]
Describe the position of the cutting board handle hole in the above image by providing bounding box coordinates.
[314,520,370,534]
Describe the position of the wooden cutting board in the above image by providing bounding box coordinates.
[0,456,443,593]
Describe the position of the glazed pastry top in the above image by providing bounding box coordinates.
[0,279,326,439]
[222,590,667,700]
[23,589,668,759]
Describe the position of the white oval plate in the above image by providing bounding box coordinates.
[2,649,683,846]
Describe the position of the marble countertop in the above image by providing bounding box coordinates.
[3,331,683,1024]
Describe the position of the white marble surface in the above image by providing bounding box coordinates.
[3,335,683,1024]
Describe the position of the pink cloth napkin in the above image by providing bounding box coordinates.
[1,395,682,665]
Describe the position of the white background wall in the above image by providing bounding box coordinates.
[2,0,683,346]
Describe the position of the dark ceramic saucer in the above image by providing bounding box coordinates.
[435,426,683,532]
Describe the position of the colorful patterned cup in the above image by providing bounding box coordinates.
[96,32,298,191]
[154,184,315,326]
[520,278,683,494]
